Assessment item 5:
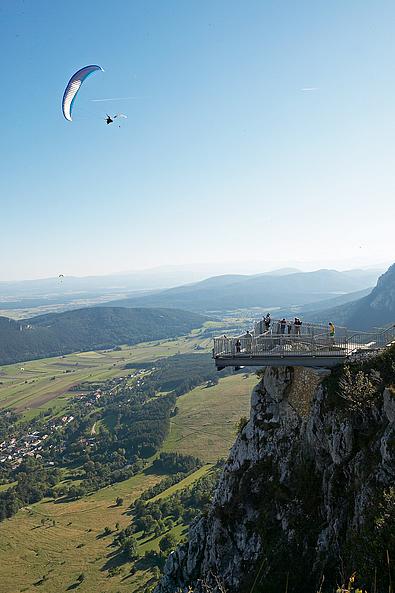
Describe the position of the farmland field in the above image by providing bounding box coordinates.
[0,320,256,593]
[0,331,212,418]
[0,370,255,593]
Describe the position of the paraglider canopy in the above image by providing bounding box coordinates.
[62,65,103,121]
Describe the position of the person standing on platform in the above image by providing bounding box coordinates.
[244,330,253,353]
[280,318,287,334]
[329,322,335,345]
[294,317,302,335]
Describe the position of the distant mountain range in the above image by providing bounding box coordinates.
[302,264,395,330]
[0,307,205,366]
[0,266,304,301]
[0,266,305,316]
[102,269,380,313]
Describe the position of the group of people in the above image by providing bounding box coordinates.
[262,314,303,336]
[224,315,336,355]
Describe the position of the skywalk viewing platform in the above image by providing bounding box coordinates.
[213,320,395,369]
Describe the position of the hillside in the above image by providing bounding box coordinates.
[0,367,253,593]
[0,307,206,365]
[104,269,380,313]
[303,263,395,329]
[157,347,395,593]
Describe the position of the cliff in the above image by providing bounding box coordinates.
[156,350,395,593]
[305,262,395,330]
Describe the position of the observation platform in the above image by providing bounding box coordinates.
[213,320,395,370]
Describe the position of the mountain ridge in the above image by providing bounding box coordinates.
[303,263,395,329]
[0,307,206,366]
[102,268,380,313]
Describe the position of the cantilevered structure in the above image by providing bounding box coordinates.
[213,320,395,369]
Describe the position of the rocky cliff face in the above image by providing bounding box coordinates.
[307,262,395,329]
[156,357,395,593]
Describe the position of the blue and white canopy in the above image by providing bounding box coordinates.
[62,65,103,121]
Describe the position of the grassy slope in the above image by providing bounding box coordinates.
[0,339,256,593]
[163,374,256,462]
[0,472,163,593]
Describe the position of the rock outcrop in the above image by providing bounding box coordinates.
[156,357,395,593]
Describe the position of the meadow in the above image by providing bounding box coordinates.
[0,318,256,593]
[0,370,255,593]
[163,373,256,462]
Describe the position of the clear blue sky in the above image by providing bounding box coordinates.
[1,0,394,280]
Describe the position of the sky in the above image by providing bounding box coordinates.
[1,0,394,280]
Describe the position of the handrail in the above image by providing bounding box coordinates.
[213,321,395,360]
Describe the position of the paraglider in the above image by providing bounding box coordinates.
[58,274,64,283]
[105,113,127,125]
[62,65,103,121]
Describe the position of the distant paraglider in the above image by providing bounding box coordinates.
[62,65,103,121]
[105,113,128,125]
[58,274,64,283]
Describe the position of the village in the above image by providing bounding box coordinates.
[0,368,150,469]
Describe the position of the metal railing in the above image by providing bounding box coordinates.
[253,319,349,339]
[213,322,395,360]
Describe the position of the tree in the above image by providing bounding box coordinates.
[159,533,177,555]
[338,365,377,412]
[140,515,156,534]
[77,573,85,583]
[123,536,138,560]
[103,526,112,536]
[67,485,85,500]
[150,504,162,520]
[164,517,174,530]
[115,496,124,507]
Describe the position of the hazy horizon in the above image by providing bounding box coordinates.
[1,257,391,284]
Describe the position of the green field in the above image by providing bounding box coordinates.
[163,373,256,462]
[0,470,164,593]
[0,323,257,593]
[0,464,215,593]
[0,371,256,593]
[0,331,212,418]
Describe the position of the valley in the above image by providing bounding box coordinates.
[0,330,213,418]
[0,323,255,593]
